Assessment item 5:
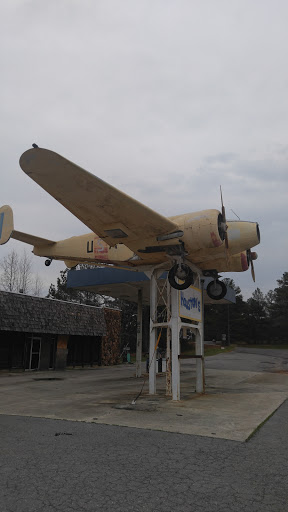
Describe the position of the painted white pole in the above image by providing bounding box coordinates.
[171,285,180,401]
[149,271,157,394]
[166,280,172,396]
[136,288,143,378]
[195,279,205,393]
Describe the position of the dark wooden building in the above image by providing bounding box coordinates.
[0,291,121,371]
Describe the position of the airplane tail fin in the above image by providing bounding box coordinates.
[0,205,14,245]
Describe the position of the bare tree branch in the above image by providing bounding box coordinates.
[18,250,32,294]
[33,274,44,297]
[0,249,19,292]
[0,249,34,294]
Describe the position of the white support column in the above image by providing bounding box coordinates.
[149,271,157,394]
[170,285,181,401]
[166,281,172,396]
[136,288,143,378]
[195,279,205,393]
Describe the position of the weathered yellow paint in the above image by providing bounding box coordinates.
[169,209,223,252]
[19,148,179,250]
[185,220,259,264]
[200,251,249,273]
[33,232,134,265]
[0,146,261,279]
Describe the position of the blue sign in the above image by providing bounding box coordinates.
[179,285,202,321]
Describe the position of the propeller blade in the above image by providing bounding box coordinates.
[247,249,256,282]
[220,185,224,209]
[251,259,256,282]
[220,185,229,256]
[220,185,226,221]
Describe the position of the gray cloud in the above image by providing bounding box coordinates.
[1,0,288,298]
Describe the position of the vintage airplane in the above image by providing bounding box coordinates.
[0,145,260,300]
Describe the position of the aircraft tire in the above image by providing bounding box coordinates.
[206,279,227,300]
[168,264,194,290]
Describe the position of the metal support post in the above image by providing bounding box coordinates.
[195,279,205,393]
[149,271,157,394]
[170,285,180,400]
[136,288,143,378]
[166,281,172,396]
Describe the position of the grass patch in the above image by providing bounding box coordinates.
[205,345,236,356]
[181,344,236,357]
[240,344,288,350]
[125,346,236,363]
[128,354,146,364]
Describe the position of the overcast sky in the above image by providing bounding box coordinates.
[1,0,287,299]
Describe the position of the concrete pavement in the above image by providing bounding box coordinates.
[1,348,288,442]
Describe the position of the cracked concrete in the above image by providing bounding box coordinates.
[1,348,288,441]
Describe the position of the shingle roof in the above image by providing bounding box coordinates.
[0,291,106,336]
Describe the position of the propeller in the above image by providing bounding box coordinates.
[220,186,230,267]
[220,186,229,250]
[247,249,258,282]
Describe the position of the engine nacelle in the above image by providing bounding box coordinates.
[186,219,260,265]
[169,209,225,252]
[226,220,260,254]
[200,250,258,273]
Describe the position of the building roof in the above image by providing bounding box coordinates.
[0,291,107,336]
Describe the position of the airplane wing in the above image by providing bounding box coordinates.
[19,148,179,253]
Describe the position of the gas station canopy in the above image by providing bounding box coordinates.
[67,267,236,305]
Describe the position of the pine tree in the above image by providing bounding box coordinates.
[47,268,102,306]
[246,288,268,343]
[268,272,288,342]
[204,278,245,343]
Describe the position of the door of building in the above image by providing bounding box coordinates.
[25,336,42,370]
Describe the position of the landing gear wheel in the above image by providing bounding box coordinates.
[206,279,227,301]
[168,264,194,290]
[45,259,52,267]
